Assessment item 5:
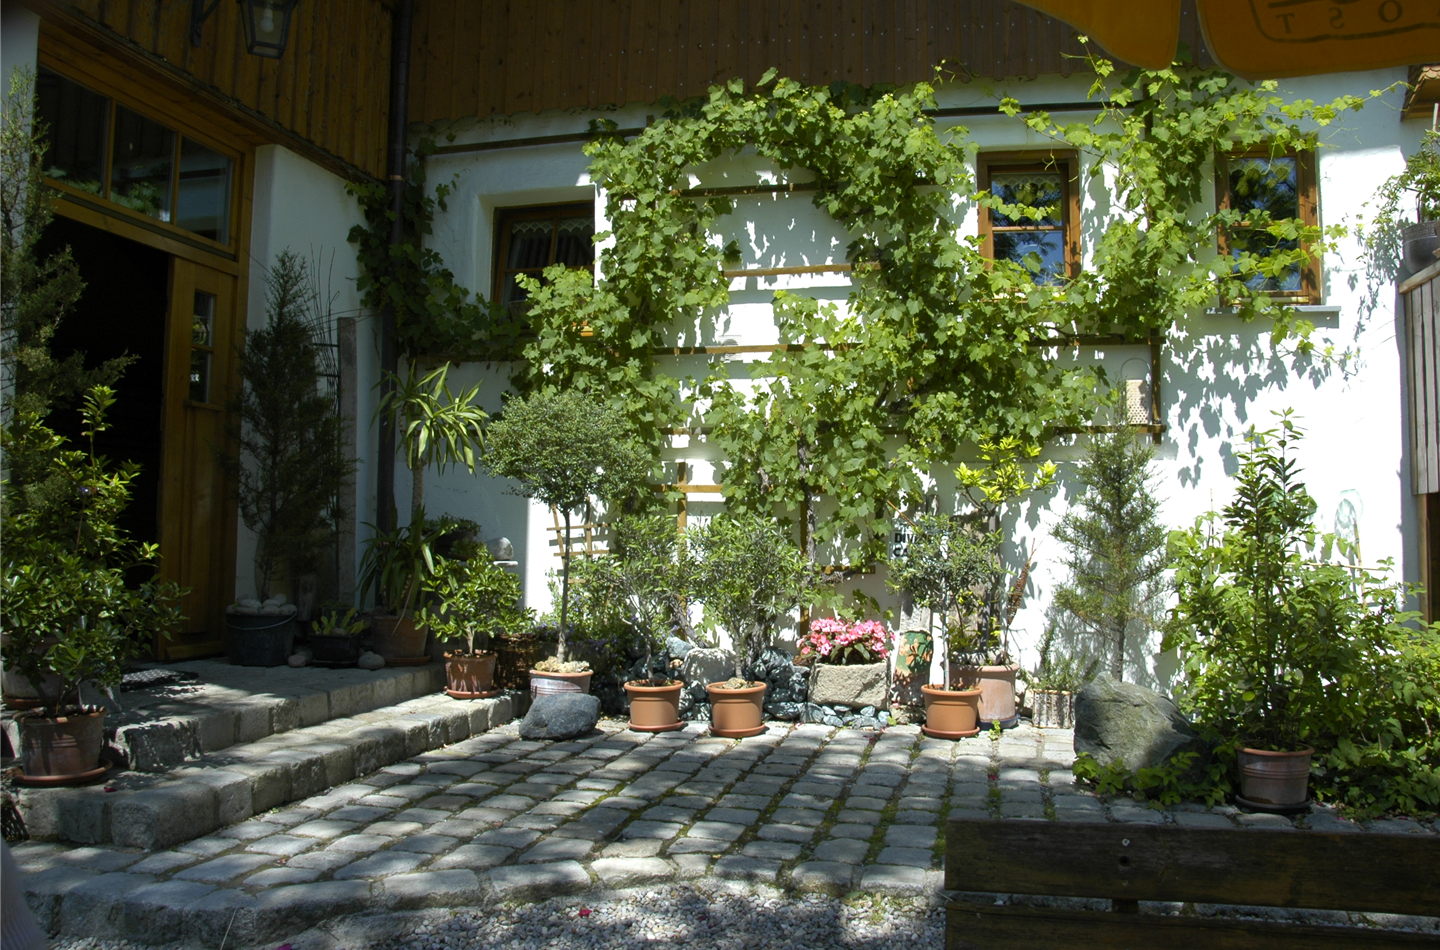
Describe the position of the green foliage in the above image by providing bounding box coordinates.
[377,361,485,519]
[1,387,184,716]
[314,606,366,636]
[1016,50,1379,353]
[346,141,511,358]
[1167,413,1440,815]
[1368,129,1440,231]
[1051,431,1170,680]
[885,513,995,688]
[417,548,531,655]
[227,252,352,601]
[358,511,471,615]
[1022,625,1100,693]
[1072,749,1230,808]
[483,388,654,662]
[691,512,816,680]
[580,514,692,680]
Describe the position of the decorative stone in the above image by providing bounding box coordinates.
[485,536,515,560]
[357,652,385,671]
[809,661,888,710]
[681,648,737,687]
[238,598,262,609]
[519,694,600,740]
[1074,673,1203,770]
[666,636,694,660]
[260,605,281,616]
[263,595,287,606]
[287,654,308,668]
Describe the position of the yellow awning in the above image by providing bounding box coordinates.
[1018,0,1439,78]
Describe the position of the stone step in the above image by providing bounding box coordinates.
[3,660,451,774]
[13,689,527,850]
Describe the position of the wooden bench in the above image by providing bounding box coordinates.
[943,817,1440,949]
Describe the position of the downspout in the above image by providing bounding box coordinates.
[376,0,413,540]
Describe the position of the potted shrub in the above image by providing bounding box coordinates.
[1021,627,1098,729]
[692,513,815,738]
[1370,128,1440,276]
[800,618,890,712]
[886,513,993,739]
[1,388,183,781]
[482,388,653,696]
[225,252,351,666]
[1168,413,1371,809]
[587,514,691,731]
[308,604,367,667]
[418,547,531,698]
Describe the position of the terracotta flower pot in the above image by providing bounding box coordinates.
[18,708,106,779]
[625,680,685,732]
[371,614,428,659]
[954,663,1021,727]
[445,652,500,699]
[529,669,593,698]
[921,684,983,739]
[1237,746,1313,807]
[707,681,767,738]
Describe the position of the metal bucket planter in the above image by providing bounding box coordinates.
[225,614,297,667]
[529,669,593,698]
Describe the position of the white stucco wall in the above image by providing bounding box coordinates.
[1,2,40,90]
[408,70,1429,689]
[238,144,372,601]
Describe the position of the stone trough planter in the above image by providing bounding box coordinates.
[809,661,888,710]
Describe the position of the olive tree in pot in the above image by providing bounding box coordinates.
[1,389,184,781]
[588,514,692,731]
[417,547,532,698]
[481,388,653,697]
[367,363,485,659]
[1168,413,1399,811]
[886,513,993,739]
[226,252,351,666]
[692,513,815,738]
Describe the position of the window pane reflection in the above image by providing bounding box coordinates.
[176,138,232,242]
[36,67,108,196]
[111,106,174,222]
[1228,157,1302,294]
[993,231,1066,285]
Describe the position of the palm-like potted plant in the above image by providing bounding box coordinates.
[417,546,531,698]
[587,514,691,731]
[691,513,815,738]
[226,251,350,665]
[482,388,653,696]
[368,363,485,659]
[886,513,993,739]
[1,388,183,781]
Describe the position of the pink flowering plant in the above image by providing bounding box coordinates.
[800,618,891,666]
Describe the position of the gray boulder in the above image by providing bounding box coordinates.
[520,693,601,740]
[1074,674,1202,770]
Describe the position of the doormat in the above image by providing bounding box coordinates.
[120,668,199,692]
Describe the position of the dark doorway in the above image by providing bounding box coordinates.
[36,216,169,550]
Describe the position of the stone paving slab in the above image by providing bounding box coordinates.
[10,685,524,849]
[13,720,1438,948]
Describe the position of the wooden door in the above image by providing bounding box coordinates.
[158,258,239,659]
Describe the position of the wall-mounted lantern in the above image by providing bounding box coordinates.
[191,0,299,59]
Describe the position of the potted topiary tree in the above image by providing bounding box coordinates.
[417,546,532,698]
[367,364,486,660]
[1,388,184,781]
[691,513,815,738]
[226,251,351,666]
[1371,129,1440,276]
[588,513,691,731]
[886,513,992,739]
[482,388,653,696]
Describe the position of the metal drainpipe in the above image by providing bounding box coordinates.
[376,0,413,540]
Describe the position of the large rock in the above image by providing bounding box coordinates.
[519,694,601,740]
[1074,674,1202,770]
[681,648,736,687]
[810,661,888,710]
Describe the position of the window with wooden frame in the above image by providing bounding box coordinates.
[1215,149,1320,305]
[35,65,236,246]
[492,203,595,324]
[977,152,1081,284]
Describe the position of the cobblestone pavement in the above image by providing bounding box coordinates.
[17,718,1437,948]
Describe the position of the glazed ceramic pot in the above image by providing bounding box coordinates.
[625,680,685,732]
[920,684,982,739]
[707,682,767,738]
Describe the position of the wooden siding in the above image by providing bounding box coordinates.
[41,0,391,180]
[1405,262,1440,496]
[409,0,1214,124]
